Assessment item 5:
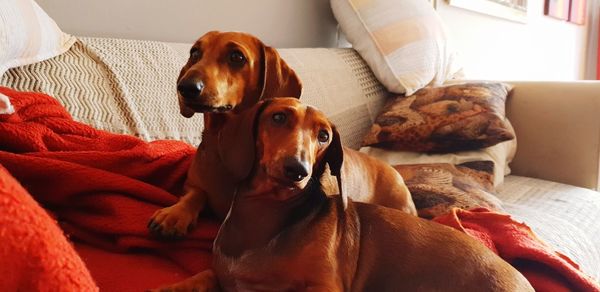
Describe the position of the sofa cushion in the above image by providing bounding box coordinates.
[361,131,516,187]
[330,0,462,95]
[362,83,515,153]
[0,0,75,76]
[499,175,600,281]
[394,162,503,219]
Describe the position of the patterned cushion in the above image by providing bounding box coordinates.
[394,161,503,219]
[362,136,516,187]
[363,83,515,153]
[330,0,462,95]
[0,0,75,76]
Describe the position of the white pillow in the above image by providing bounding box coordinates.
[0,0,76,76]
[0,93,15,115]
[330,0,463,95]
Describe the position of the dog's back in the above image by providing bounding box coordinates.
[344,149,416,214]
[349,201,534,291]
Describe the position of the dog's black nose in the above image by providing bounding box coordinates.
[177,78,204,100]
[283,157,309,182]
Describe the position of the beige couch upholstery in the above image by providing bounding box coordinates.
[1,37,599,280]
[507,81,600,191]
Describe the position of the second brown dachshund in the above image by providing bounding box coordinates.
[150,98,532,291]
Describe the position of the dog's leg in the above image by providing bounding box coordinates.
[148,189,206,237]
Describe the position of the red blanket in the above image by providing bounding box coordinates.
[0,165,97,291]
[434,208,600,292]
[0,87,218,291]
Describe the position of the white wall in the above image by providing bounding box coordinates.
[35,0,339,48]
[436,0,589,80]
[37,0,589,80]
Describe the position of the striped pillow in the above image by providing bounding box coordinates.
[331,0,463,95]
[0,0,76,76]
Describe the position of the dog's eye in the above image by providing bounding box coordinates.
[318,130,329,143]
[190,48,201,60]
[229,50,246,65]
[272,112,286,125]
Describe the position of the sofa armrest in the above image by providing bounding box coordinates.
[506,81,600,190]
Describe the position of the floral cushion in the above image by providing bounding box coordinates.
[394,161,503,218]
[363,83,515,153]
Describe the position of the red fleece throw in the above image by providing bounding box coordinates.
[0,165,98,291]
[0,87,218,291]
[434,208,600,292]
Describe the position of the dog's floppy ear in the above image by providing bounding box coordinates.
[218,100,271,181]
[260,45,302,100]
[324,126,346,209]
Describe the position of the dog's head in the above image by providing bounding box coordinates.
[177,31,302,118]
[219,98,345,206]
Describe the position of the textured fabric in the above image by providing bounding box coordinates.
[362,83,515,152]
[1,39,388,150]
[1,38,204,146]
[73,242,207,291]
[330,0,462,95]
[500,175,600,281]
[434,208,600,292]
[0,165,98,291]
[0,87,218,290]
[0,0,75,76]
[361,134,517,187]
[1,40,132,136]
[394,162,502,219]
[279,48,390,149]
[82,38,204,145]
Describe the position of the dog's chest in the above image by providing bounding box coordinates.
[213,228,343,291]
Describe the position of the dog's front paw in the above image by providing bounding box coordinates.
[148,203,199,238]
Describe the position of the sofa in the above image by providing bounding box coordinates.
[2,36,600,285]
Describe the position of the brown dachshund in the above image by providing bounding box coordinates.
[148,31,302,237]
[151,98,533,291]
[148,31,414,237]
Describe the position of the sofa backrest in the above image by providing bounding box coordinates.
[505,81,600,190]
[0,37,388,149]
[4,37,600,190]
